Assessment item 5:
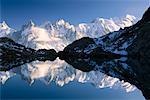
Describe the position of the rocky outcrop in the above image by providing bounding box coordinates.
[35,49,57,61]
[58,37,123,60]
[0,37,57,71]
[127,8,150,58]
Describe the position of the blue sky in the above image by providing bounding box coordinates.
[1,0,149,29]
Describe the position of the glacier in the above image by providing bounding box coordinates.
[0,15,137,92]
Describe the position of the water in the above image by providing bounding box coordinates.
[0,58,145,100]
[1,76,144,100]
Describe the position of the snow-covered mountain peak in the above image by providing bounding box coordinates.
[27,20,35,27]
[18,26,53,50]
[40,21,52,28]
[125,14,136,22]
[55,19,74,29]
[92,17,108,23]
[21,20,35,30]
[0,21,16,38]
[0,14,137,51]
[56,19,66,25]
[0,21,9,29]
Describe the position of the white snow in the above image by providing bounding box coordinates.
[0,71,15,84]
[1,14,136,52]
[0,15,137,92]
[18,60,136,92]
[113,14,136,29]
[0,21,16,38]
[121,80,136,92]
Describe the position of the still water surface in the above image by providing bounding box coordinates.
[0,59,145,100]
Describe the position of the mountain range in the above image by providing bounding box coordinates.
[0,14,138,93]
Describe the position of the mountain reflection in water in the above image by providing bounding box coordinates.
[1,7,150,100]
[1,54,149,100]
[0,56,138,91]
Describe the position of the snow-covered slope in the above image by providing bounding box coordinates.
[0,15,136,92]
[76,15,136,39]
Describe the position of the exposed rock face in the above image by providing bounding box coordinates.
[0,37,34,71]
[126,8,150,99]
[126,8,150,97]
[59,37,123,60]
[35,49,57,61]
[0,37,57,71]
[127,8,150,57]
[126,57,150,99]
[60,37,95,59]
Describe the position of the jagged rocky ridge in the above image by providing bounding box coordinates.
[0,7,149,99]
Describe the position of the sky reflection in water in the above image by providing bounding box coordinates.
[0,58,145,100]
